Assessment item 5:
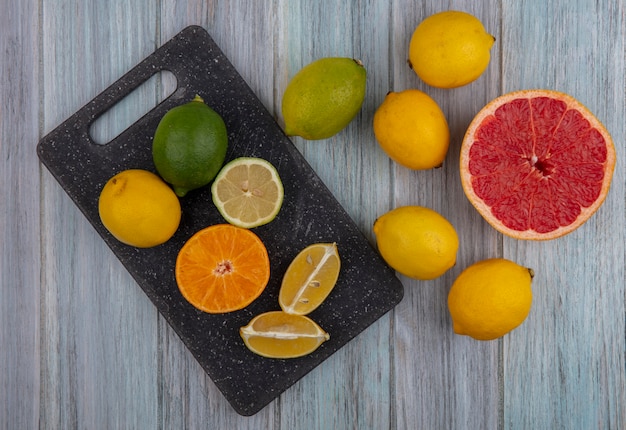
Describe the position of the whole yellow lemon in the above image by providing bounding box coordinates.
[98,169,181,248]
[373,206,459,280]
[448,258,534,341]
[373,89,449,170]
[408,10,495,88]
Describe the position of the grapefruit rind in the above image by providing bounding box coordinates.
[460,89,616,240]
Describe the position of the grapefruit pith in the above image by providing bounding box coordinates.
[460,89,616,240]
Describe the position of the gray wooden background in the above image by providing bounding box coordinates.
[2,0,624,429]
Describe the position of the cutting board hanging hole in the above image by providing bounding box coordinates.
[90,70,177,145]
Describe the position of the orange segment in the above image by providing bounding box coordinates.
[175,224,270,313]
[278,243,340,315]
[240,311,330,359]
[460,89,616,240]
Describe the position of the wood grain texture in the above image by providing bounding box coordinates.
[502,1,626,429]
[2,0,624,429]
[390,1,503,428]
[39,2,161,429]
[275,2,396,429]
[1,1,40,429]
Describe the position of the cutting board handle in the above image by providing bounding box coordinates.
[74,26,212,148]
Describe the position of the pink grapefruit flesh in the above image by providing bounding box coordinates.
[460,89,616,240]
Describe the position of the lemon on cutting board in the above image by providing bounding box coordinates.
[98,169,181,248]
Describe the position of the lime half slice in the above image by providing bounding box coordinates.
[211,157,284,228]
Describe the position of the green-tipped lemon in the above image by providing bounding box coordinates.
[282,57,366,140]
[373,205,459,280]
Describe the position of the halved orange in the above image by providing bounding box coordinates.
[175,224,270,313]
[240,311,330,359]
[460,89,616,240]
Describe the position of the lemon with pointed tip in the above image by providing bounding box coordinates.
[282,57,366,140]
[152,95,228,197]
[373,206,459,280]
[448,258,534,341]
[408,10,495,88]
[98,169,181,248]
[373,89,450,170]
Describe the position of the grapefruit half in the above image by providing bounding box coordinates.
[460,89,616,240]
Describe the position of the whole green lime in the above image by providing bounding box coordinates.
[282,57,366,140]
[152,95,228,197]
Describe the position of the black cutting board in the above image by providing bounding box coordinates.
[37,25,404,416]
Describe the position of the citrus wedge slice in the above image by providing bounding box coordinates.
[240,311,330,359]
[460,89,616,240]
[175,224,270,313]
[278,243,340,315]
[211,157,284,228]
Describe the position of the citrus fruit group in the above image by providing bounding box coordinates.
[175,224,270,313]
[240,311,330,359]
[279,243,341,315]
[98,169,181,248]
[373,89,450,170]
[448,258,534,340]
[408,10,495,88]
[282,57,367,140]
[211,157,284,228]
[373,206,459,280]
[152,95,228,197]
[240,242,340,359]
[460,89,616,240]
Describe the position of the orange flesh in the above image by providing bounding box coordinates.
[175,224,270,313]
[461,90,615,239]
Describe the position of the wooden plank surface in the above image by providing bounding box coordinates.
[502,2,626,428]
[1,1,40,429]
[391,2,503,429]
[2,0,624,429]
[38,2,161,429]
[274,2,396,429]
